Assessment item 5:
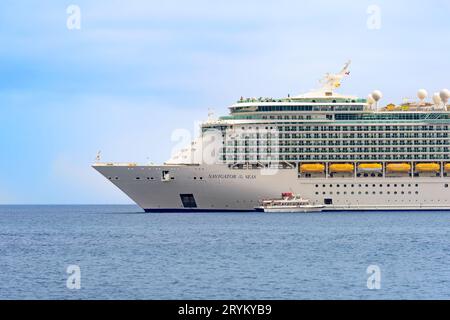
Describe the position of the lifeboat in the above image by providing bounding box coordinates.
[358,163,382,172]
[445,164,450,172]
[386,163,411,173]
[415,163,440,173]
[329,163,354,173]
[300,163,325,173]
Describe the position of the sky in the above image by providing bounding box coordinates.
[0,0,449,204]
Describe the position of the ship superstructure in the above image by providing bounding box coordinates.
[93,62,450,212]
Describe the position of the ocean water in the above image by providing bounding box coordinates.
[0,205,449,300]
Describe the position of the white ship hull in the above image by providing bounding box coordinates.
[258,206,325,213]
[93,164,450,212]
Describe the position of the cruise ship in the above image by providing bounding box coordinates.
[93,62,450,212]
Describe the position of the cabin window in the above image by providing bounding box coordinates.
[324,198,333,205]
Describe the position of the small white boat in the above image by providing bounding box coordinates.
[256,192,325,213]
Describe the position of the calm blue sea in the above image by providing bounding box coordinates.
[0,205,449,300]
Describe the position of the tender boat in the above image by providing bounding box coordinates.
[256,192,325,213]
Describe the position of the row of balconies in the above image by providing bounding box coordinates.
[226,141,450,147]
[279,127,449,132]
[223,156,450,163]
[224,133,449,139]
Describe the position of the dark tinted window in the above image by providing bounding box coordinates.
[180,194,197,208]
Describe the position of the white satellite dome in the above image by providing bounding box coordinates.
[371,90,383,102]
[367,94,375,105]
[440,89,450,102]
[417,89,428,101]
[432,92,442,105]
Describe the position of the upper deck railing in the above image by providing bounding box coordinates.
[234,97,367,104]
